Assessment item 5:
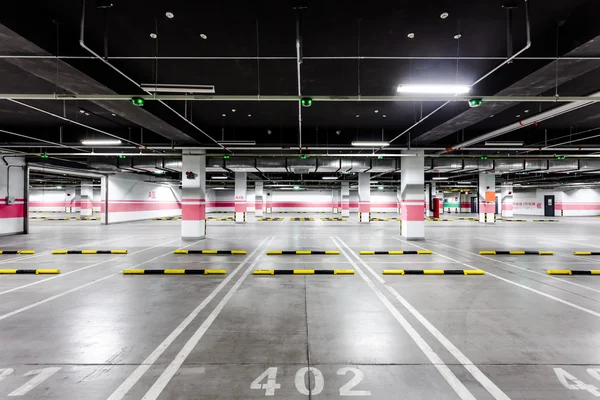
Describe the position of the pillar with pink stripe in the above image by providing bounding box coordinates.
[501,183,514,218]
[80,180,93,217]
[235,172,247,224]
[181,154,206,239]
[358,172,370,223]
[341,182,350,217]
[478,173,496,223]
[401,150,425,240]
[255,182,264,217]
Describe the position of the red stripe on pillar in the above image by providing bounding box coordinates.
[182,200,206,221]
[359,201,370,213]
[0,204,25,218]
[479,203,495,213]
[401,200,425,221]
[235,201,247,213]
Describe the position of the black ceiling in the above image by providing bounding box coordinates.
[0,0,599,151]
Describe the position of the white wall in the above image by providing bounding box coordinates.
[103,174,182,224]
[511,188,600,217]
[0,158,25,235]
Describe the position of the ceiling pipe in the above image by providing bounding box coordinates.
[79,0,226,151]
[0,128,89,153]
[444,89,600,153]
[387,0,531,148]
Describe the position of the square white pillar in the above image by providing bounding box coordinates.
[341,182,350,217]
[358,172,370,223]
[80,180,93,217]
[255,182,264,217]
[181,154,206,239]
[332,189,340,214]
[478,173,496,223]
[235,172,247,223]
[401,151,425,240]
[501,184,514,218]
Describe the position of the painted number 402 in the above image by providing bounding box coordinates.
[251,366,371,396]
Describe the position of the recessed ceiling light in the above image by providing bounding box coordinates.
[356,114,360,118]
[441,12,449,19]
[382,114,387,118]
[374,110,379,113]
[397,84,470,94]
[336,130,341,135]
[248,114,251,117]
[267,129,272,134]
[490,114,495,118]
[111,113,116,116]
[200,33,208,40]
[165,11,174,19]
[454,33,462,39]
[407,33,415,39]
[222,113,226,117]
[150,33,157,39]
[524,110,530,113]
[231,109,236,112]
[79,109,86,114]
[85,112,90,116]
[516,115,521,118]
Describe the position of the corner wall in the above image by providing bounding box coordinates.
[103,174,182,224]
[513,188,600,216]
[0,158,26,235]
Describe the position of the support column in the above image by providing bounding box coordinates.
[341,182,350,217]
[235,172,247,223]
[266,191,272,214]
[424,184,431,218]
[401,150,425,240]
[358,172,370,223]
[332,189,339,213]
[478,173,496,223]
[255,182,264,217]
[501,183,514,218]
[181,154,206,239]
[80,180,93,217]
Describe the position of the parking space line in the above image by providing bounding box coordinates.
[106,237,271,400]
[0,238,183,298]
[335,236,511,400]
[331,238,481,400]
[139,237,274,400]
[392,237,600,319]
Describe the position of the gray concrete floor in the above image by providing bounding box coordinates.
[1,213,600,399]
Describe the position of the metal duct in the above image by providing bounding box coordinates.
[133,158,168,173]
[578,160,600,173]
[225,157,258,172]
[524,160,548,172]
[370,159,397,173]
[286,158,317,174]
[163,160,182,172]
[431,159,464,173]
[257,158,287,173]
[548,160,579,173]
[206,157,226,173]
[88,157,123,172]
[493,160,525,173]
[316,158,341,173]
[348,159,371,172]
[462,159,494,172]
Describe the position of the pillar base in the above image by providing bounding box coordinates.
[405,237,426,241]
[235,211,246,223]
[501,211,514,218]
[182,235,206,240]
[181,220,206,238]
[341,210,350,217]
[255,210,264,217]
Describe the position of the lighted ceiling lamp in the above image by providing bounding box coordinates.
[351,141,390,147]
[211,176,229,180]
[217,141,256,146]
[485,141,524,146]
[322,176,339,180]
[432,177,449,180]
[396,84,471,94]
[81,139,122,145]
[140,84,215,94]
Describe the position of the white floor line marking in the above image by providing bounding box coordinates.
[0,238,185,297]
[391,237,600,319]
[0,238,198,321]
[337,237,511,400]
[432,237,600,294]
[139,237,274,400]
[106,237,271,400]
[330,237,478,400]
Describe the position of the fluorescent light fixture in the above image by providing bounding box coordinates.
[140,84,215,94]
[81,139,122,145]
[378,186,384,190]
[217,141,256,146]
[432,177,449,180]
[211,176,229,180]
[322,176,338,180]
[397,84,471,94]
[153,170,165,174]
[351,141,390,147]
[56,186,62,189]
[485,141,524,146]
[293,186,301,190]
[457,181,472,184]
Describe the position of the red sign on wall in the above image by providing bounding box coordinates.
[148,191,156,199]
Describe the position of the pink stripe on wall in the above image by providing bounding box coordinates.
[107,200,182,213]
[30,201,82,207]
[502,203,513,211]
[557,202,600,211]
[401,201,425,221]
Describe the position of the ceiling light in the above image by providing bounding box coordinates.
[457,181,472,184]
[490,114,495,118]
[336,130,341,135]
[81,140,122,145]
[378,186,384,190]
[382,115,387,118]
[524,110,530,113]
[165,11,174,18]
[454,33,462,39]
[211,176,229,180]
[85,112,90,116]
[441,12,449,19]
[79,108,86,114]
[200,33,208,39]
[140,84,215,94]
[267,129,272,134]
[56,186,63,189]
[248,114,251,117]
[154,170,166,174]
[432,177,449,180]
[322,176,339,180]
[150,33,157,39]
[397,84,471,94]
[516,114,521,118]
[217,141,256,146]
[407,33,415,39]
[231,109,236,112]
[222,113,226,117]
[374,110,379,113]
[111,113,116,116]
[355,114,360,118]
[293,186,301,190]
[485,141,524,146]
[351,141,390,147]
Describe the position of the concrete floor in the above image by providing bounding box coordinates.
[1,213,600,399]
